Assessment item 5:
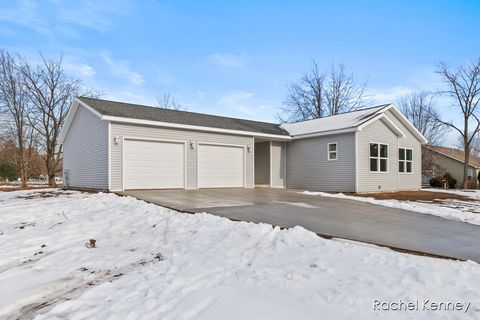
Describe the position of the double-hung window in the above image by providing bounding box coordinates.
[328,143,337,160]
[399,148,413,173]
[370,143,388,172]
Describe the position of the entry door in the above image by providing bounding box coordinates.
[198,144,244,188]
[124,139,185,189]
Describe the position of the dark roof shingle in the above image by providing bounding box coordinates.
[79,97,289,136]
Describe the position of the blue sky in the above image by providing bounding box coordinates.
[1,0,479,145]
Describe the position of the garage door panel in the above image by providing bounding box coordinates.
[198,144,244,188]
[124,139,185,189]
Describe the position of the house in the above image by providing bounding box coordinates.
[60,97,427,193]
[423,146,480,188]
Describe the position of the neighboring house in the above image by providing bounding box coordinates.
[60,97,427,193]
[423,146,480,188]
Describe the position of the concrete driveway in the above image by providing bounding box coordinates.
[121,188,480,262]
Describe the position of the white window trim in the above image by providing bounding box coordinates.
[327,142,338,161]
[369,142,389,173]
[399,148,414,174]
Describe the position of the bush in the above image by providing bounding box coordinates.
[430,173,457,189]
[0,163,17,181]
[429,176,444,188]
[443,173,457,189]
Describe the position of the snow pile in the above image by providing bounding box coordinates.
[1,190,479,319]
[303,190,480,226]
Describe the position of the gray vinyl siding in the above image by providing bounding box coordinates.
[357,119,398,192]
[384,110,422,190]
[63,105,108,190]
[110,122,254,191]
[271,141,286,187]
[286,133,355,192]
[254,142,270,185]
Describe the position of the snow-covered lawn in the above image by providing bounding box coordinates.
[1,189,480,319]
[303,189,480,226]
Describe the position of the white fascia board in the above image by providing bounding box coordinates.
[103,115,292,140]
[289,127,357,140]
[59,100,79,144]
[386,105,428,144]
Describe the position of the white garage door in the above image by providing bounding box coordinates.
[124,139,185,190]
[198,144,244,188]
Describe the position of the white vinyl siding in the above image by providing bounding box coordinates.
[110,122,254,191]
[198,144,244,188]
[286,133,355,192]
[357,120,398,192]
[123,139,185,189]
[384,110,422,190]
[270,141,286,187]
[62,105,108,189]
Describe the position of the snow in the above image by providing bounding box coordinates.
[303,190,480,226]
[280,105,386,136]
[1,189,480,319]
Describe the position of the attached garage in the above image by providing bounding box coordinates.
[198,144,245,188]
[123,139,185,190]
[61,97,291,192]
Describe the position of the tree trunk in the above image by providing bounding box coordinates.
[463,132,469,189]
[48,173,57,187]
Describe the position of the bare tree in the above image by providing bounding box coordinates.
[435,59,480,189]
[21,54,99,187]
[397,91,448,146]
[457,132,480,156]
[279,61,369,122]
[0,50,33,187]
[155,93,183,110]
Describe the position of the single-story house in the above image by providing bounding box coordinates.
[423,146,480,188]
[60,97,427,193]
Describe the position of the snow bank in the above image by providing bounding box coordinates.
[0,190,479,319]
[303,190,480,226]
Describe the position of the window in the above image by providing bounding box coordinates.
[399,148,413,173]
[328,143,337,160]
[370,143,388,172]
[468,168,474,181]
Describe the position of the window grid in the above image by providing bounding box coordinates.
[328,143,337,161]
[399,148,413,173]
[370,143,388,173]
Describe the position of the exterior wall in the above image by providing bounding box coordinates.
[110,122,254,191]
[357,111,422,193]
[270,141,286,187]
[384,110,422,190]
[63,105,108,189]
[286,133,355,192]
[254,142,270,185]
[432,153,477,188]
[357,120,399,192]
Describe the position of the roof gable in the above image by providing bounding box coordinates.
[280,105,390,137]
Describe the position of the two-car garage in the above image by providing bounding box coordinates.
[123,139,245,190]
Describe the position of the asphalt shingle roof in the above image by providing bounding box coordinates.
[280,104,391,136]
[78,97,289,136]
[429,146,480,168]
